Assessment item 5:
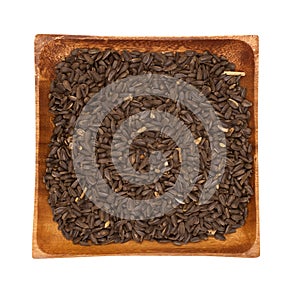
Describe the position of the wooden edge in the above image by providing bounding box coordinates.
[33,34,51,259]
[253,35,260,257]
[32,246,259,258]
[33,35,260,258]
[240,35,260,258]
[34,34,260,55]
[248,35,260,257]
[32,248,259,258]
[223,35,259,258]
[34,33,258,40]
[32,35,41,258]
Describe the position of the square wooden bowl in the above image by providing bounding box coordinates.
[33,35,259,258]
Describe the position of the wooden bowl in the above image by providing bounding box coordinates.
[33,35,259,258]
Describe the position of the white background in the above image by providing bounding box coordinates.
[0,0,299,292]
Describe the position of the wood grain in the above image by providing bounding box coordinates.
[33,35,259,258]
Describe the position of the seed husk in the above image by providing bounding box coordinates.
[194,137,202,145]
[223,71,246,76]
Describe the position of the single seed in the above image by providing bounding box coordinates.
[124,95,133,101]
[223,71,246,76]
[137,126,147,133]
[217,125,229,133]
[80,187,87,199]
[228,98,239,108]
[194,137,202,145]
[176,148,182,162]
[150,111,155,119]
[207,229,216,235]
